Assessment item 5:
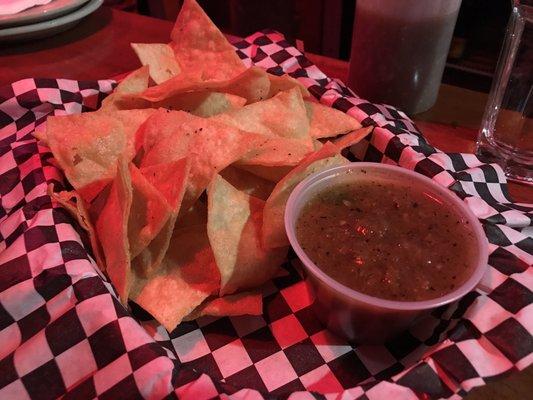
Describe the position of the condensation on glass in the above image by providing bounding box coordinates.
[477,0,533,183]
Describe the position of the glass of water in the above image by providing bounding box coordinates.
[476,0,532,184]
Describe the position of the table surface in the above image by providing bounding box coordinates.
[1,6,531,399]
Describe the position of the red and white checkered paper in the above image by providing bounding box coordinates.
[0,31,531,400]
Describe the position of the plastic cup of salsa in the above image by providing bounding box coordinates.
[285,163,488,343]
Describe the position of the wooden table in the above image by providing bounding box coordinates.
[1,7,531,398]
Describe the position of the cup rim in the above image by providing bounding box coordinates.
[284,162,489,312]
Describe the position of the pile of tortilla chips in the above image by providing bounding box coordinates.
[38,0,370,332]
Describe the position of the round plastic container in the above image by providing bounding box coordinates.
[285,163,488,343]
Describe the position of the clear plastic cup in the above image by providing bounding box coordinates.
[348,0,462,114]
[284,163,488,343]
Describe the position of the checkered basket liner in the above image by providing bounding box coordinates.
[0,30,531,400]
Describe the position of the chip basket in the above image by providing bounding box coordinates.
[0,29,531,400]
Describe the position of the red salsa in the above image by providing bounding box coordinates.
[296,180,477,301]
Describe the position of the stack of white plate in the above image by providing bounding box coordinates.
[0,0,103,41]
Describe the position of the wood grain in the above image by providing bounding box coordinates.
[0,7,172,84]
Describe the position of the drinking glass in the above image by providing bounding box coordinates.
[476,0,533,184]
[347,0,462,115]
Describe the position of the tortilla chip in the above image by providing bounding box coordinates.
[141,66,270,105]
[138,0,248,105]
[86,182,112,221]
[332,126,373,150]
[213,88,314,166]
[170,0,245,82]
[95,160,132,303]
[268,73,310,98]
[136,110,208,167]
[140,157,190,210]
[131,224,220,332]
[132,158,190,278]
[77,180,111,204]
[220,165,275,201]
[99,94,151,112]
[139,110,271,205]
[45,114,121,194]
[262,143,349,249]
[237,164,292,183]
[236,137,314,166]
[115,65,151,94]
[100,67,151,111]
[103,90,246,116]
[155,91,246,117]
[128,164,172,258]
[208,175,288,295]
[260,127,372,248]
[45,109,154,202]
[48,184,105,270]
[111,109,156,158]
[184,291,263,321]
[134,108,184,157]
[211,88,310,140]
[305,101,362,139]
[131,217,171,279]
[131,43,181,84]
